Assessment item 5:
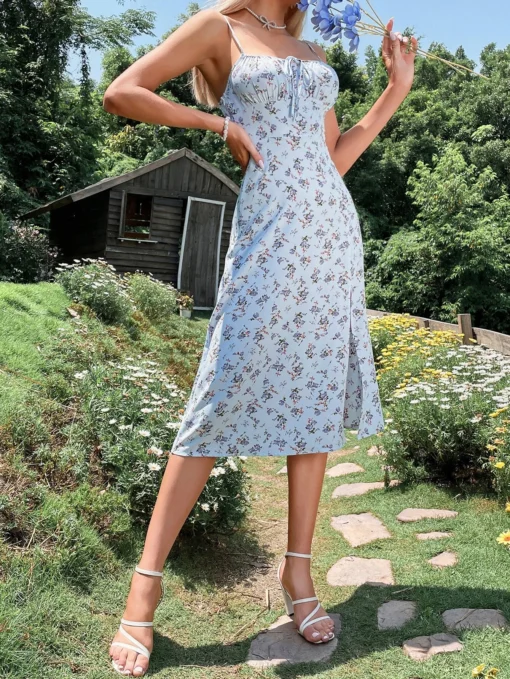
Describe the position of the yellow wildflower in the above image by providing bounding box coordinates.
[494,461,505,469]
[496,531,510,545]
[486,444,497,451]
[472,665,486,678]
[505,502,510,513]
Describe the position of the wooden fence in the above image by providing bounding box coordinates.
[366,309,510,357]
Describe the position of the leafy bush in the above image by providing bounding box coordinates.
[0,215,59,283]
[125,271,178,322]
[55,259,134,325]
[65,350,250,532]
[375,323,510,499]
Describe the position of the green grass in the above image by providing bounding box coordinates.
[0,283,71,423]
[1,283,510,678]
[2,439,509,678]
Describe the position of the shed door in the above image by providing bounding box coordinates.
[178,197,226,309]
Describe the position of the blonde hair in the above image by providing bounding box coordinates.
[190,1,307,108]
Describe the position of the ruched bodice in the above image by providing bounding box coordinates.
[169,17,385,458]
[220,53,339,120]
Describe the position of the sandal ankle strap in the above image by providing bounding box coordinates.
[292,596,318,605]
[285,551,312,559]
[135,565,164,577]
[121,618,154,627]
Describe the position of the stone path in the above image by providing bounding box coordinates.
[325,462,365,478]
[397,508,458,522]
[378,601,417,630]
[416,531,453,540]
[327,556,395,586]
[331,513,392,547]
[247,614,342,668]
[248,443,499,666]
[332,480,400,498]
[428,551,458,568]
[403,633,463,661]
[442,608,508,631]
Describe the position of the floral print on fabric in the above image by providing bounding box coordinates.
[171,50,385,457]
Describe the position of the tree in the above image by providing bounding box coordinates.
[0,0,155,218]
[367,144,510,331]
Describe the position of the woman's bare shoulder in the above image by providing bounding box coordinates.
[183,8,229,34]
[305,40,328,63]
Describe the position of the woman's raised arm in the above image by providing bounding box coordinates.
[320,18,418,177]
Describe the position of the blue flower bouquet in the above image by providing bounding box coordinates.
[297,0,485,78]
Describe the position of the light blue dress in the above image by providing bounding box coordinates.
[170,16,385,457]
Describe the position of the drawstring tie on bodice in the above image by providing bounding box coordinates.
[288,57,302,120]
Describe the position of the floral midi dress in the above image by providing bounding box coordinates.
[170,16,385,458]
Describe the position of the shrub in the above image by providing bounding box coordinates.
[71,355,250,532]
[54,259,134,325]
[125,271,178,323]
[0,215,59,283]
[379,339,510,498]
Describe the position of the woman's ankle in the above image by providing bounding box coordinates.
[124,572,162,618]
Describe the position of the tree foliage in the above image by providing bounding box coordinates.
[2,2,510,330]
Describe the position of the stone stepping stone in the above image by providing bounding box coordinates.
[277,465,287,475]
[349,429,358,435]
[428,551,457,568]
[397,508,458,523]
[367,445,383,457]
[333,447,358,458]
[403,633,463,661]
[442,608,508,631]
[416,531,453,541]
[327,556,394,587]
[378,601,417,630]
[246,613,341,668]
[331,513,391,547]
[325,462,364,478]
[332,480,400,498]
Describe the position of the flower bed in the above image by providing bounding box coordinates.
[370,314,510,500]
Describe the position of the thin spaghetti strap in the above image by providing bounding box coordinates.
[223,15,245,55]
[303,40,323,62]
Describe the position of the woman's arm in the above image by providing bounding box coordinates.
[103,9,226,134]
[313,19,418,177]
[324,81,411,177]
[102,8,263,172]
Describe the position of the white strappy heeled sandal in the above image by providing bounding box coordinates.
[277,551,335,644]
[110,565,165,676]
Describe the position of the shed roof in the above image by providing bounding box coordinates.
[20,147,240,220]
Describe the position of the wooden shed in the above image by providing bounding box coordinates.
[19,148,240,309]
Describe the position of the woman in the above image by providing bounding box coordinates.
[103,1,417,675]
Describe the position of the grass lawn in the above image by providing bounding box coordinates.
[1,281,510,678]
[0,283,71,423]
[4,437,510,678]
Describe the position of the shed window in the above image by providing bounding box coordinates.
[122,193,153,239]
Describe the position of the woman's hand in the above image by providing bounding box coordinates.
[381,18,418,92]
[225,120,264,174]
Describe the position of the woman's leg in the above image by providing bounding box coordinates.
[279,452,335,643]
[109,454,216,676]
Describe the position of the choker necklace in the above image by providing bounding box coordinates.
[245,7,287,30]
